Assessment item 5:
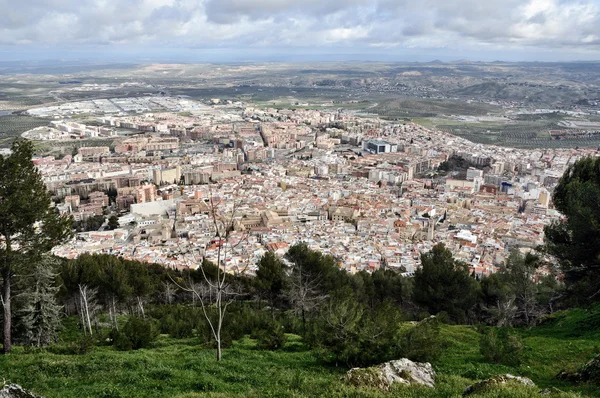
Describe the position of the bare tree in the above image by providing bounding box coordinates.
[78,284,99,336]
[171,186,247,361]
[288,263,328,334]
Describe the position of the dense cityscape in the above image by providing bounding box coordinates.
[20,95,584,280]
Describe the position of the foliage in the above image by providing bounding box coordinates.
[107,215,119,230]
[112,317,159,351]
[255,252,289,311]
[73,215,105,232]
[479,327,524,366]
[149,305,203,339]
[0,139,73,352]
[15,258,62,347]
[308,298,403,367]
[399,316,444,363]
[479,251,560,326]
[413,243,480,323]
[0,311,597,397]
[544,156,600,305]
[253,319,288,350]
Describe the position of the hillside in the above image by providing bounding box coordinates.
[0,308,598,398]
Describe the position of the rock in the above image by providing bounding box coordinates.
[462,374,536,396]
[556,353,600,384]
[342,358,436,391]
[0,384,44,398]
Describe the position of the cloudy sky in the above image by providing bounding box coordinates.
[1,0,600,62]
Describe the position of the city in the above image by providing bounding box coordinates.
[26,96,578,279]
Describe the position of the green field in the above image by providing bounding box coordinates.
[0,114,52,147]
[0,308,598,398]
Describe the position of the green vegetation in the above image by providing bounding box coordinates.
[0,140,73,353]
[0,114,51,147]
[373,98,501,118]
[545,156,600,306]
[0,307,598,397]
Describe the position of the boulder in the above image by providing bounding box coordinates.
[463,374,536,396]
[0,384,44,398]
[342,358,436,391]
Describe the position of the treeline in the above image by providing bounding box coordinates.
[2,242,563,367]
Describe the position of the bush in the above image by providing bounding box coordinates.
[254,320,288,350]
[400,316,444,363]
[113,317,159,351]
[48,334,96,355]
[479,327,524,366]
[149,305,203,338]
[308,299,403,367]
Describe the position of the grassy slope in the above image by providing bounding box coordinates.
[0,309,598,398]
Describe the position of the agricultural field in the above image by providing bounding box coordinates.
[373,98,503,119]
[405,112,600,149]
[437,120,600,149]
[0,114,52,148]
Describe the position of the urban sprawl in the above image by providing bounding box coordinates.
[21,96,590,278]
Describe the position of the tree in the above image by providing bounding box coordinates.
[0,139,73,353]
[107,215,119,230]
[58,253,102,335]
[171,189,247,361]
[73,215,105,232]
[504,251,540,326]
[285,243,333,333]
[97,255,132,330]
[17,256,62,347]
[126,260,158,318]
[413,243,479,323]
[255,252,289,315]
[545,156,600,305]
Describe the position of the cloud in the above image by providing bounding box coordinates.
[0,0,598,56]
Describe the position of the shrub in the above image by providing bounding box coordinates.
[254,320,288,350]
[400,316,444,363]
[113,317,159,351]
[308,299,403,367]
[479,327,524,366]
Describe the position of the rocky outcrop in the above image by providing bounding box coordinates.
[556,353,600,384]
[462,374,535,396]
[0,384,44,398]
[342,358,435,391]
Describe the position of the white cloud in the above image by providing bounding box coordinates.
[0,0,598,55]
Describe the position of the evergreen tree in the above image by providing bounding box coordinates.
[413,243,479,323]
[0,139,73,353]
[544,156,600,304]
[107,215,119,230]
[17,258,62,347]
[255,252,289,313]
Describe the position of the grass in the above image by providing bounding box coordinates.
[0,309,598,397]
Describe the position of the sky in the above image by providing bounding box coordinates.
[1,0,600,63]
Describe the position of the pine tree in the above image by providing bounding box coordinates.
[18,259,62,347]
[0,139,73,353]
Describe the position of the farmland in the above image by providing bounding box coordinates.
[0,114,51,148]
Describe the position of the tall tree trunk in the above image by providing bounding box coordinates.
[137,296,145,318]
[2,272,11,354]
[78,295,87,335]
[112,296,118,330]
[79,285,93,336]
